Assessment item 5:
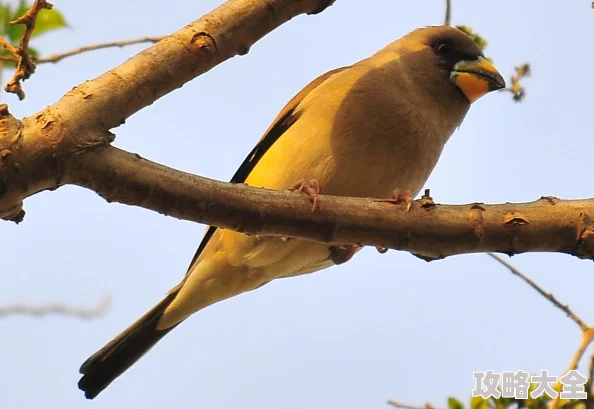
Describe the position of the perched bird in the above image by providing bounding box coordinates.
[78,25,505,398]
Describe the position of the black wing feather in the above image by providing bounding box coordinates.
[185,108,302,270]
[185,66,349,271]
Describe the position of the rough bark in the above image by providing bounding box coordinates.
[0,0,335,221]
[1,0,592,262]
[66,146,594,261]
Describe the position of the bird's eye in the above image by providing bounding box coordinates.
[435,43,452,55]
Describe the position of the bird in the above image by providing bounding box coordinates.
[78,25,505,399]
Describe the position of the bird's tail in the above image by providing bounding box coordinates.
[78,286,182,399]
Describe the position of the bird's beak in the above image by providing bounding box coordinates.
[450,56,506,103]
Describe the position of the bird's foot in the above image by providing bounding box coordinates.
[330,244,361,265]
[375,189,413,212]
[292,179,321,212]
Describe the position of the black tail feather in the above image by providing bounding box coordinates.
[78,288,182,399]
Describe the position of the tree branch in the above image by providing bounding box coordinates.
[37,36,164,63]
[0,295,111,319]
[0,36,164,65]
[586,354,594,409]
[489,254,594,409]
[547,329,594,409]
[3,126,594,259]
[488,254,589,331]
[0,0,336,221]
[444,0,451,25]
[387,400,437,409]
[60,146,594,260]
[0,0,590,265]
[0,0,53,99]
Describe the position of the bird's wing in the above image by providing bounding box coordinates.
[185,67,351,272]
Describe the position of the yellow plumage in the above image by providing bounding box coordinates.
[78,25,505,399]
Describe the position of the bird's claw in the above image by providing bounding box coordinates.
[375,189,413,212]
[292,179,321,212]
[329,244,361,265]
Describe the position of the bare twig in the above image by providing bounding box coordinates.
[565,329,594,373]
[0,0,334,101]
[0,0,339,225]
[548,329,594,409]
[488,253,594,409]
[590,355,594,388]
[586,354,594,409]
[0,295,111,319]
[488,253,588,331]
[387,400,436,409]
[0,0,53,99]
[444,0,451,26]
[37,37,163,63]
[0,37,163,65]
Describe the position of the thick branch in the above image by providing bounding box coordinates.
[47,0,335,133]
[0,0,335,221]
[0,0,588,263]
[58,145,594,260]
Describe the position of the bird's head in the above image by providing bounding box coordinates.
[389,26,506,104]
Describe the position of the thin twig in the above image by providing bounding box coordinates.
[444,0,451,26]
[489,253,594,409]
[0,37,163,65]
[590,355,594,389]
[387,400,436,409]
[37,37,163,63]
[564,329,594,374]
[0,0,53,99]
[0,295,111,319]
[586,354,594,409]
[549,329,594,409]
[488,253,588,331]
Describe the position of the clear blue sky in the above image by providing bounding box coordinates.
[1,0,593,407]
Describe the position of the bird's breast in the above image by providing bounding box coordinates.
[246,64,459,201]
